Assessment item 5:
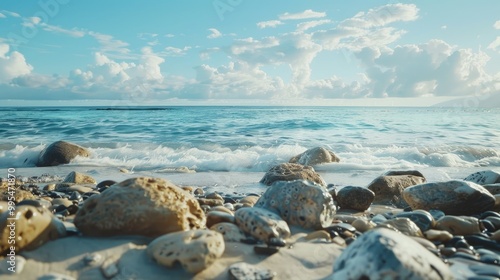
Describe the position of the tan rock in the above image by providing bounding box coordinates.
[0,205,65,255]
[435,216,482,236]
[0,201,8,215]
[208,206,234,215]
[424,229,453,242]
[67,185,94,194]
[234,207,290,243]
[377,217,423,237]
[305,230,331,241]
[367,172,426,207]
[74,177,206,237]
[260,163,326,186]
[36,140,90,167]
[239,195,259,207]
[289,147,340,166]
[1,189,36,203]
[63,171,96,185]
[147,230,225,274]
[210,222,246,242]
[352,218,376,233]
[206,211,235,228]
[198,198,224,207]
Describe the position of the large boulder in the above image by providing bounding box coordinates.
[367,170,426,208]
[464,170,500,185]
[289,147,340,166]
[330,228,452,280]
[74,177,206,237]
[402,180,495,215]
[0,205,66,255]
[260,163,326,186]
[255,180,336,229]
[37,141,90,167]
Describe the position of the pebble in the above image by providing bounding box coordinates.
[335,186,375,211]
[395,210,435,232]
[100,257,119,278]
[0,255,26,274]
[95,180,116,189]
[377,217,423,237]
[234,207,291,243]
[351,218,376,232]
[305,230,332,241]
[436,216,482,236]
[228,262,276,280]
[424,229,453,242]
[209,205,234,215]
[210,222,246,242]
[147,229,225,274]
[83,252,103,266]
[37,273,77,280]
[206,211,236,228]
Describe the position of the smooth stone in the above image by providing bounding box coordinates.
[210,222,246,242]
[367,172,426,208]
[411,236,437,250]
[206,192,224,200]
[228,262,276,280]
[268,237,286,247]
[62,171,96,185]
[224,203,235,211]
[0,255,25,274]
[67,185,94,194]
[429,209,446,221]
[332,214,358,224]
[198,198,224,207]
[377,217,423,237]
[74,177,206,237]
[51,198,73,208]
[206,211,235,228]
[435,216,482,236]
[36,140,90,167]
[37,273,77,280]
[194,188,204,196]
[305,230,332,241]
[351,218,376,232]
[83,252,103,266]
[208,205,234,215]
[465,235,500,251]
[490,229,500,241]
[95,180,116,189]
[234,207,290,243]
[259,163,326,186]
[480,211,500,220]
[336,186,375,211]
[395,210,435,232]
[239,196,259,207]
[44,184,56,191]
[424,229,453,242]
[330,228,452,280]
[370,214,388,224]
[100,257,119,278]
[289,147,340,166]
[147,229,225,274]
[470,263,500,278]
[464,170,500,185]
[481,220,496,232]
[255,179,336,229]
[0,205,66,255]
[439,247,457,257]
[403,180,495,215]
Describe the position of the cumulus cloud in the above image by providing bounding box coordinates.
[0,43,33,83]
[163,46,191,57]
[257,20,283,29]
[207,28,222,39]
[488,37,500,52]
[88,31,130,56]
[279,9,326,20]
[296,19,331,32]
[494,20,500,29]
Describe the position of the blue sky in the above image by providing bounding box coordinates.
[0,1,499,106]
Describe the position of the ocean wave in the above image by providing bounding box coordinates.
[1,143,498,172]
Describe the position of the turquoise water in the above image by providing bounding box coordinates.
[0,106,499,173]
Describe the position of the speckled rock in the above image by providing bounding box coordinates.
[210,222,246,242]
[74,177,205,237]
[289,147,340,166]
[435,216,482,235]
[395,210,435,232]
[147,229,225,274]
[336,186,374,211]
[377,217,423,237]
[260,163,326,186]
[0,205,65,255]
[1,189,35,203]
[229,262,276,280]
[402,180,495,215]
[36,140,90,167]
[255,180,336,229]
[464,170,500,185]
[367,171,426,208]
[330,228,453,280]
[234,207,290,243]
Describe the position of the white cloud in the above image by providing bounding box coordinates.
[488,36,500,52]
[279,9,326,20]
[339,4,419,29]
[494,20,500,29]
[165,34,175,38]
[257,20,283,29]
[0,10,20,18]
[296,19,331,32]
[0,13,6,18]
[207,28,222,39]
[0,43,33,83]
[441,25,447,29]
[41,24,85,37]
[164,46,191,57]
[88,31,130,56]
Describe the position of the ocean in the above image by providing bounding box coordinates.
[1,106,499,193]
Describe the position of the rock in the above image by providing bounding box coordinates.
[255,180,336,229]
[484,183,500,195]
[367,172,426,207]
[0,255,25,274]
[206,211,235,228]
[198,198,224,207]
[336,186,374,211]
[0,205,65,255]
[100,257,119,278]
[330,228,453,280]
[402,180,495,215]
[1,189,35,203]
[234,207,290,243]
[96,180,116,189]
[289,147,340,166]
[377,217,423,237]
[62,171,96,185]
[254,245,280,255]
[74,177,205,237]
[305,230,332,241]
[352,218,376,233]
[435,216,482,236]
[147,229,225,274]
[36,140,90,167]
[384,170,425,177]
[83,252,103,266]
[239,195,260,207]
[424,229,453,243]
[210,222,246,242]
[260,163,326,186]
[228,262,276,280]
[209,205,234,215]
[464,170,500,185]
[395,210,435,232]
[206,192,224,200]
[37,273,77,280]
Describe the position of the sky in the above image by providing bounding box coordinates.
[0,0,499,106]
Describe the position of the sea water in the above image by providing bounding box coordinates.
[1,106,499,192]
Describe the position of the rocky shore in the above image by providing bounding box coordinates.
[1,145,500,279]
